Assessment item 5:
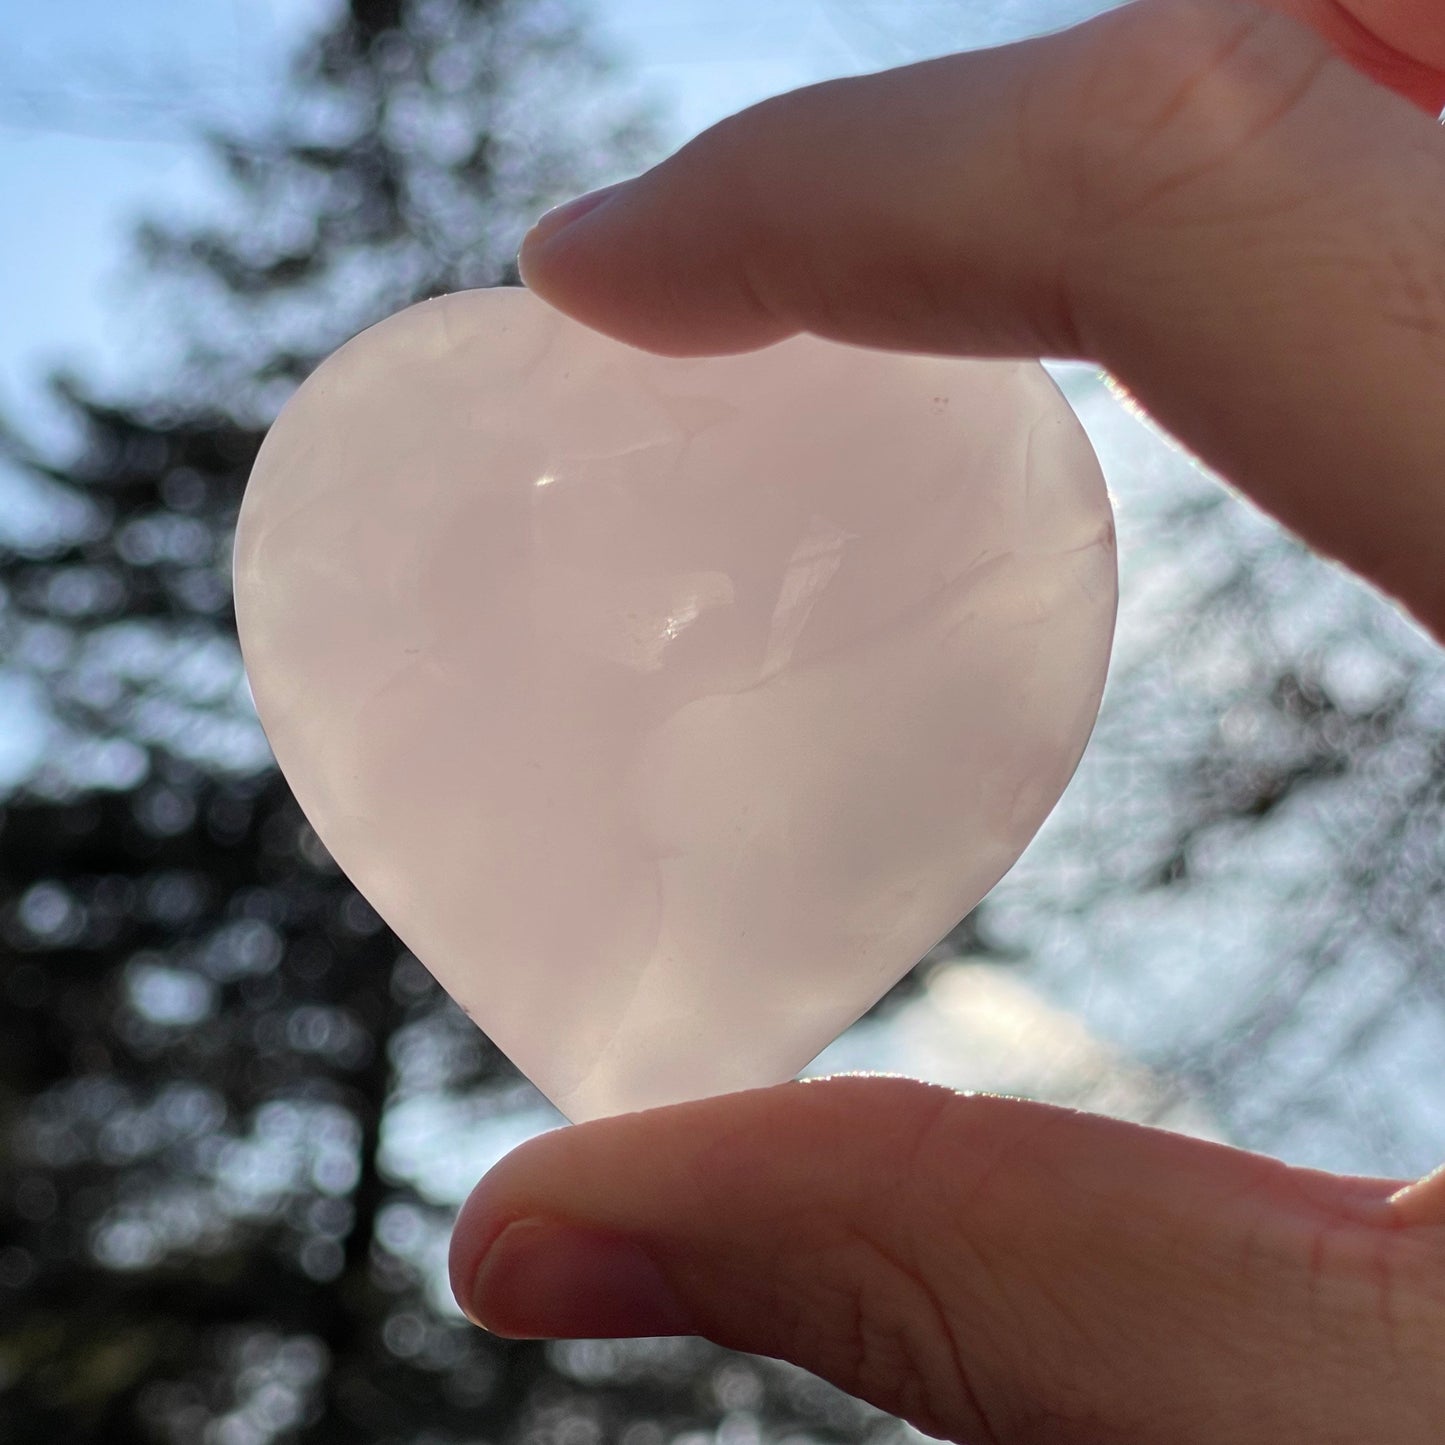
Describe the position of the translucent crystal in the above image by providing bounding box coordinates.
[233,287,1116,1122]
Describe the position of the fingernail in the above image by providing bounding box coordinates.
[467,1217,696,1339]
[527,183,627,248]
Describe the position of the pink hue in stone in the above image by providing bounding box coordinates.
[233,287,1116,1122]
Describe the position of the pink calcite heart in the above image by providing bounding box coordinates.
[233,286,1116,1122]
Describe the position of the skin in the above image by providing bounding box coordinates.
[451,3,1445,1441]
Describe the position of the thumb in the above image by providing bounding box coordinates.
[450,1076,1445,1444]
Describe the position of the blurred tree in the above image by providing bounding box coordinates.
[988,399,1445,1176]
[0,3,913,1442]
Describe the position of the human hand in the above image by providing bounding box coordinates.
[451,1079,1443,1443]
[450,4,1445,1442]
[514,0,1445,643]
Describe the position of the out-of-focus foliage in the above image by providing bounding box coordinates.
[988,401,1445,1175]
[0,3,912,1442]
[137,0,657,418]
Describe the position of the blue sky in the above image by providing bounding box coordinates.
[0,0,1108,433]
[5,1,1442,1186]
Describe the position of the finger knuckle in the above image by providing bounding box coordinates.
[681,88,841,331]
[796,1221,1007,1444]
[1311,1225,1445,1404]
[1045,0,1338,234]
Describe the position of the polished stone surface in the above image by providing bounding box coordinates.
[234,286,1116,1122]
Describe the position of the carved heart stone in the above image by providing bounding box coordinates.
[234,286,1116,1122]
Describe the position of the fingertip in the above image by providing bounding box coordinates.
[520,225,794,358]
[515,184,623,299]
[464,1217,697,1340]
[447,1123,573,1324]
[448,1174,510,1326]
[1388,1164,1445,1228]
[524,182,631,252]
[517,154,798,357]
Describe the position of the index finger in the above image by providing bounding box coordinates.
[520,0,1445,639]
